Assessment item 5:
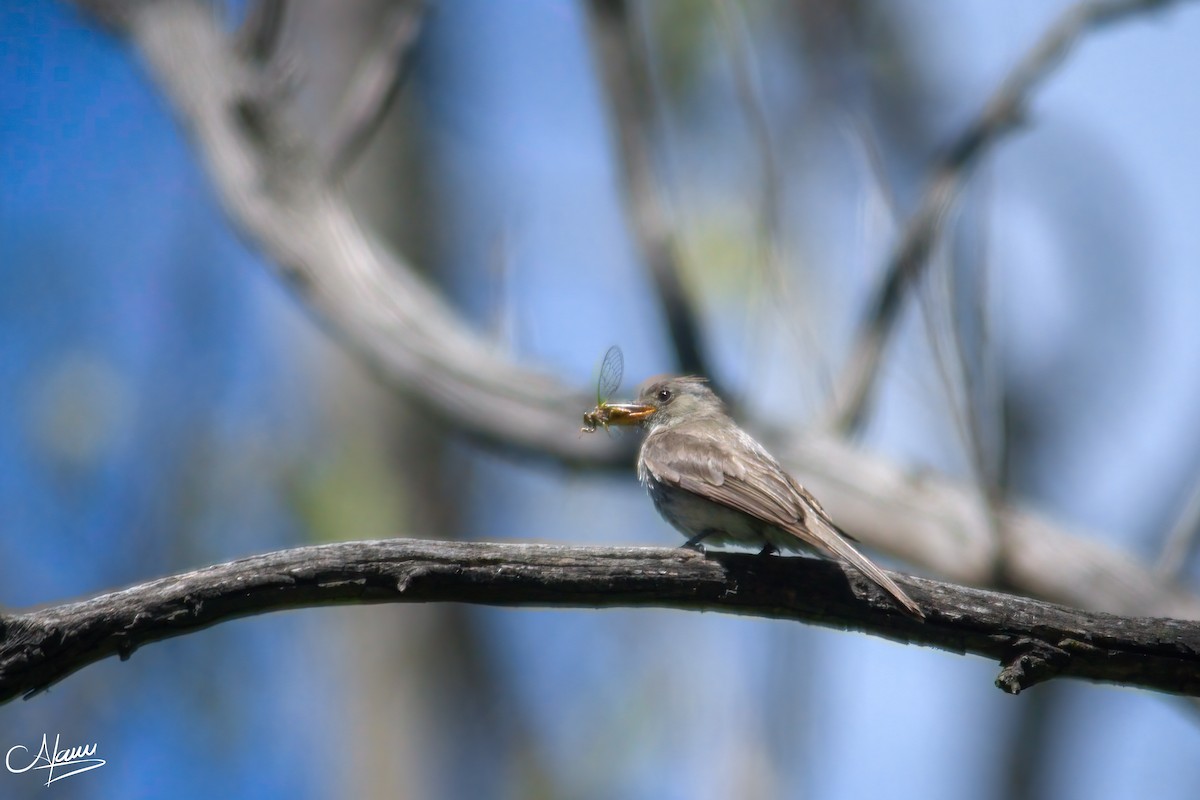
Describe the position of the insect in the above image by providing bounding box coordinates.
[581,345,623,433]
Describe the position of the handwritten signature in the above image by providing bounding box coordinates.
[6,734,106,786]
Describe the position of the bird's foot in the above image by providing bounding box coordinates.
[679,541,707,554]
[681,530,717,553]
[757,543,779,557]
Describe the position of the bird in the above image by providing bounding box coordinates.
[600,376,923,618]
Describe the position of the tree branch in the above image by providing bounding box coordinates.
[321,1,426,181]
[1158,476,1200,579]
[825,0,1191,433]
[235,0,286,63]
[586,0,716,382]
[3,539,1200,704]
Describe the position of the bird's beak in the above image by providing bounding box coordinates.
[599,402,656,426]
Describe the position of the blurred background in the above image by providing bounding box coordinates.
[4,0,1200,797]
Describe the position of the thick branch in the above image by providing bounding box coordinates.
[3,540,1200,704]
[826,0,1191,433]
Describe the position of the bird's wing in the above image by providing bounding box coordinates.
[642,426,923,617]
[641,426,815,534]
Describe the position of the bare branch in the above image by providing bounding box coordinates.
[825,0,1192,433]
[585,0,715,381]
[235,0,286,63]
[3,539,1200,704]
[1158,477,1200,579]
[715,0,783,238]
[321,2,426,181]
[714,0,819,391]
[915,230,1011,585]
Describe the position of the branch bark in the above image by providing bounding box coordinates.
[2,540,1199,705]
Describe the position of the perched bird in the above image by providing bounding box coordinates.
[600,376,923,617]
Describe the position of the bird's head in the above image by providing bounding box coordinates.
[600,375,725,431]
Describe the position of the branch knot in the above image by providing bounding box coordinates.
[995,637,1071,694]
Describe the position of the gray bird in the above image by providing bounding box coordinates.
[601,376,923,617]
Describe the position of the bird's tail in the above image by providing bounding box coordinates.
[807,519,924,618]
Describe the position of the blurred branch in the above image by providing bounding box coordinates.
[586,0,715,381]
[82,0,625,466]
[916,235,1011,586]
[714,0,814,391]
[321,2,426,181]
[235,0,285,62]
[66,0,1200,625]
[778,432,1200,619]
[1158,478,1200,579]
[715,0,781,235]
[4,539,1200,704]
[825,0,1191,434]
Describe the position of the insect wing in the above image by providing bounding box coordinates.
[595,345,623,405]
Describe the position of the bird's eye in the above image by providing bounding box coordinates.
[656,388,672,402]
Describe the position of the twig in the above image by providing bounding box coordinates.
[322,2,427,181]
[235,0,286,62]
[915,210,1011,585]
[3,539,1200,704]
[825,0,1190,434]
[714,0,822,403]
[585,0,715,381]
[950,182,1014,585]
[714,0,782,241]
[1158,477,1200,578]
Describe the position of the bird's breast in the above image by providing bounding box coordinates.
[642,475,770,547]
